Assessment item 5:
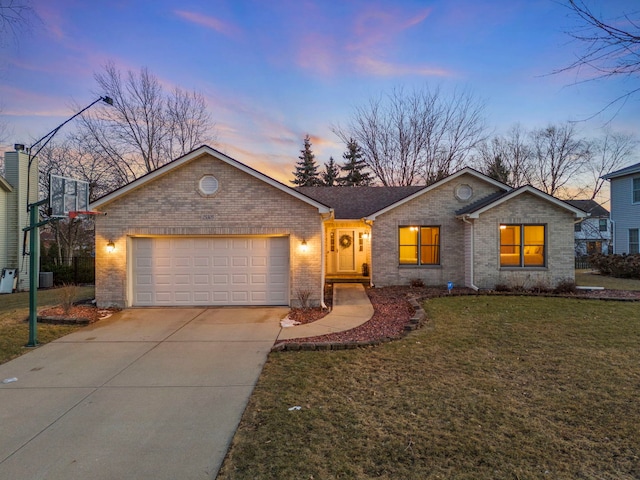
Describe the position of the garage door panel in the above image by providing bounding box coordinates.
[132,237,289,306]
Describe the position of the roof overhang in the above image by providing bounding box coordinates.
[602,162,640,180]
[365,167,510,220]
[456,185,588,219]
[0,175,13,193]
[90,145,332,214]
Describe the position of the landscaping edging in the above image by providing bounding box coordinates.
[272,289,639,352]
[272,295,426,352]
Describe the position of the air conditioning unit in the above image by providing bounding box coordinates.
[39,272,54,289]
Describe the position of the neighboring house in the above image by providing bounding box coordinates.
[565,199,611,256]
[90,145,587,309]
[602,162,640,254]
[0,146,39,292]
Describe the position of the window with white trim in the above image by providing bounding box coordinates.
[630,229,639,254]
[500,224,545,267]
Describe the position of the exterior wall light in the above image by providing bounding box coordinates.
[362,232,370,240]
[106,240,115,253]
[300,239,308,253]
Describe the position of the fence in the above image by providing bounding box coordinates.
[41,256,95,285]
[575,257,592,270]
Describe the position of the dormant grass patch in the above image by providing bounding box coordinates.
[218,296,640,480]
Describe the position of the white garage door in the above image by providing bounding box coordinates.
[132,237,289,306]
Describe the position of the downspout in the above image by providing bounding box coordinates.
[461,215,479,291]
[319,210,334,309]
[364,219,374,287]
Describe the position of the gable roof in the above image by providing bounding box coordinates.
[564,199,608,218]
[90,145,331,213]
[296,186,425,219]
[365,167,511,220]
[602,162,640,180]
[456,185,588,219]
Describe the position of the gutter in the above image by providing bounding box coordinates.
[461,215,479,291]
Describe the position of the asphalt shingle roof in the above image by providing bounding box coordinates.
[564,199,609,217]
[296,186,426,219]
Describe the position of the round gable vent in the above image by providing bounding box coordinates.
[455,184,473,201]
[199,175,219,195]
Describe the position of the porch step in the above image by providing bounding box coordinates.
[325,277,370,285]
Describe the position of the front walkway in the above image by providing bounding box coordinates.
[277,283,374,341]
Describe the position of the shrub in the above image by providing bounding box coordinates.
[553,279,577,294]
[409,278,425,288]
[530,280,552,294]
[57,283,79,315]
[588,253,640,279]
[494,283,511,292]
[295,288,313,310]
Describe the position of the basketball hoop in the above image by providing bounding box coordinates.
[68,211,104,219]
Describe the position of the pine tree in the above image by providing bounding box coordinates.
[485,155,511,185]
[340,138,372,186]
[321,157,340,186]
[291,135,321,186]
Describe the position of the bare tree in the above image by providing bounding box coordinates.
[473,124,532,187]
[0,0,35,46]
[333,86,487,186]
[77,62,215,184]
[529,122,591,197]
[560,0,640,113]
[578,129,637,199]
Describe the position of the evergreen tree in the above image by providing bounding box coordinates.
[291,135,321,186]
[340,138,372,186]
[321,157,340,186]
[484,154,511,185]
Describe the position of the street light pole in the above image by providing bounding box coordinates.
[23,95,113,347]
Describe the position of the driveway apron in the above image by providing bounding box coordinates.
[0,307,286,480]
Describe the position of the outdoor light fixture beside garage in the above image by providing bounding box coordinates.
[300,239,308,252]
[106,240,115,253]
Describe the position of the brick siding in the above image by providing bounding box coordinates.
[94,153,323,308]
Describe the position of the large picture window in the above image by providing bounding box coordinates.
[500,224,545,267]
[399,226,440,265]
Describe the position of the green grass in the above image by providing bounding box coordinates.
[575,270,640,290]
[0,286,95,365]
[218,296,640,480]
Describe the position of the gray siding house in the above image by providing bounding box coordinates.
[602,162,640,254]
[565,200,611,256]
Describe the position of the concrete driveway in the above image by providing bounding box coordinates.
[0,307,287,480]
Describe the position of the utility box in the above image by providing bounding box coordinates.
[39,272,54,289]
[0,268,17,294]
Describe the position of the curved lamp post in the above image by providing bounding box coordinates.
[23,95,113,347]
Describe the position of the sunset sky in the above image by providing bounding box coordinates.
[0,0,638,184]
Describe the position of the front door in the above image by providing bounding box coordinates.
[337,229,356,272]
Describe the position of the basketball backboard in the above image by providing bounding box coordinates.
[49,174,90,218]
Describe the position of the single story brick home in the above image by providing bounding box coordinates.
[90,145,586,308]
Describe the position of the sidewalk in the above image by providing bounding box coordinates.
[277,283,374,341]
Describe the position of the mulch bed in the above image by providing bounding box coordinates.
[37,305,120,325]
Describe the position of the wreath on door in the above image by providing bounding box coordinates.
[339,234,352,249]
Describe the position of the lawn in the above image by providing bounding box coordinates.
[575,270,640,291]
[0,286,95,365]
[218,296,640,479]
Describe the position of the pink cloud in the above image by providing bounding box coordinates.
[174,10,242,39]
[355,56,452,77]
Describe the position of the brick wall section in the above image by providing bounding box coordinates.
[372,174,503,287]
[472,192,576,289]
[94,153,323,308]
